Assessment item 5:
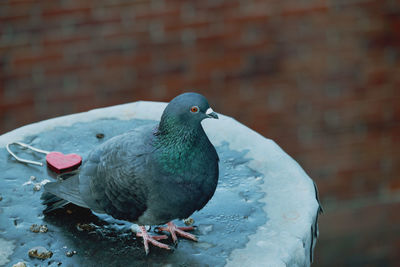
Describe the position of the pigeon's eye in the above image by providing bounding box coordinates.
[190,106,199,113]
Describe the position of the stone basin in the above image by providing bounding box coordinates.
[0,101,321,267]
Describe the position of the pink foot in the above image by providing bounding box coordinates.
[156,221,198,244]
[136,226,170,255]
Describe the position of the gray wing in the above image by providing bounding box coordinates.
[79,124,156,222]
[43,172,90,212]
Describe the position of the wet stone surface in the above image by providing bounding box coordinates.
[0,118,267,266]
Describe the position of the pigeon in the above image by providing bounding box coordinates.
[42,92,220,254]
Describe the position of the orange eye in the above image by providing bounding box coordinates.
[190,106,199,113]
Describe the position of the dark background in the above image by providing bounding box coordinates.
[1,0,399,266]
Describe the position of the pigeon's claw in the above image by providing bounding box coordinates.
[156,221,198,244]
[136,226,170,255]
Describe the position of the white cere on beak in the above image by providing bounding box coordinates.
[206,108,214,115]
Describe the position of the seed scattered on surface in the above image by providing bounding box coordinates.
[183,217,195,226]
[12,262,26,267]
[28,246,53,260]
[76,223,96,232]
[31,224,48,233]
[66,250,77,257]
[30,224,40,233]
[33,183,41,191]
[96,133,105,139]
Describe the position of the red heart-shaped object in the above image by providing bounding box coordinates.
[46,152,82,173]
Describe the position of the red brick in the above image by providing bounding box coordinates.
[224,14,270,25]
[196,31,240,44]
[164,20,210,32]
[46,89,94,104]
[4,0,43,5]
[102,0,150,9]
[206,1,240,10]
[44,64,92,76]
[134,9,181,21]
[41,7,91,18]
[12,52,64,68]
[42,36,91,47]
[0,96,35,114]
[104,53,152,69]
[388,178,400,192]
[75,16,122,27]
[0,14,30,23]
[280,3,329,17]
[194,55,242,73]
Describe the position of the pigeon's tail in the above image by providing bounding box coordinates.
[41,191,69,214]
[41,170,89,213]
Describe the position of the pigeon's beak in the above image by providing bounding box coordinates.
[205,107,219,119]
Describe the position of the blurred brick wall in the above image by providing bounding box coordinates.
[1,0,399,265]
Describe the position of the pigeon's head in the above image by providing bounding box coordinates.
[161,92,218,128]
